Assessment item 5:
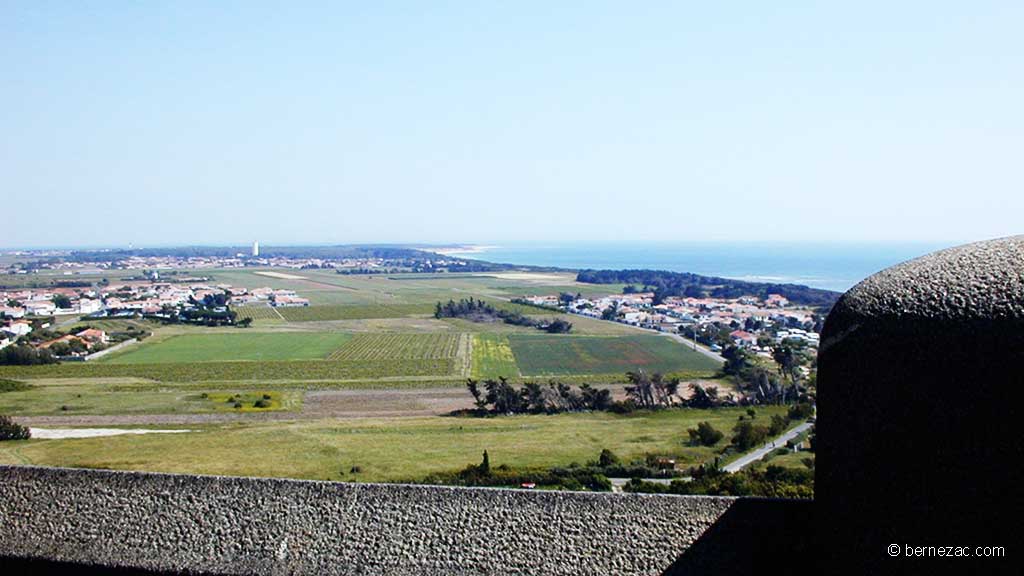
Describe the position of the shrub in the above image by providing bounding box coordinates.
[253,399,270,408]
[0,415,31,440]
[0,379,32,393]
[788,402,815,420]
[0,345,58,366]
[597,448,620,467]
[233,401,242,409]
[732,421,769,450]
[688,421,725,446]
[262,393,271,400]
[350,465,362,473]
[769,414,789,436]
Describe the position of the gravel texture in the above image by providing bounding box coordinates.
[821,235,1024,353]
[0,465,734,575]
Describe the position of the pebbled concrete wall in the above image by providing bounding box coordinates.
[0,465,734,575]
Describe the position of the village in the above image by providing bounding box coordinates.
[2,247,478,277]
[0,280,308,357]
[521,290,822,359]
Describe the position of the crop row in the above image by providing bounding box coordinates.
[233,306,282,321]
[277,304,436,322]
[328,333,464,361]
[0,358,455,382]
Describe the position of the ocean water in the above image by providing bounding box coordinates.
[445,242,954,293]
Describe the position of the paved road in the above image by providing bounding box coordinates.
[723,421,813,473]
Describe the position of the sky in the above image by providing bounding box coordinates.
[1,2,1021,249]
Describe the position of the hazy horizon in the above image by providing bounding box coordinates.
[3,2,1021,248]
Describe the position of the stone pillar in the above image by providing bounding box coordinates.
[817,236,1023,573]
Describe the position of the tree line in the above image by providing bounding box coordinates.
[435,298,572,334]
[575,269,839,309]
[462,373,739,416]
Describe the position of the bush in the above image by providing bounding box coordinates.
[262,393,271,400]
[732,421,769,450]
[0,379,32,393]
[769,414,789,436]
[253,399,270,408]
[0,415,31,440]
[788,402,815,420]
[688,421,724,446]
[597,448,620,467]
[0,345,58,366]
[233,401,242,409]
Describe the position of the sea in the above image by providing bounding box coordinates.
[441,242,955,293]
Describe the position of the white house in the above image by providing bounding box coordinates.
[23,301,56,315]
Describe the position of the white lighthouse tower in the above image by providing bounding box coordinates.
[252,241,259,257]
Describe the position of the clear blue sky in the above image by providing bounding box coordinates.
[2,2,1020,248]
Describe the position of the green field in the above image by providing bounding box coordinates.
[329,333,465,361]
[106,333,352,364]
[233,306,283,322]
[0,380,302,416]
[0,358,455,382]
[508,334,720,376]
[471,334,519,378]
[277,304,436,322]
[0,407,788,482]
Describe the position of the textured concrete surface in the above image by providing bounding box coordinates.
[818,235,1024,575]
[821,235,1024,336]
[0,465,734,575]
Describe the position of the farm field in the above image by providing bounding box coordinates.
[0,406,790,482]
[329,333,466,361]
[471,334,519,378]
[277,304,436,322]
[508,334,720,376]
[105,333,352,364]
[0,358,455,382]
[233,306,283,322]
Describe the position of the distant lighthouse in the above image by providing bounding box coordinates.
[252,241,260,257]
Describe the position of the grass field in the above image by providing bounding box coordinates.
[0,380,302,416]
[0,358,456,382]
[277,304,436,321]
[0,407,789,482]
[105,333,352,364]
[508,334,720,376]
[471,334,519,378]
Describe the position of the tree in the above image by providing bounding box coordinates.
[0,345,58,366]
[597,448,620,467]
[579,384,611,411]
[686,383,721,408]
[480,450,490,475]
[732,421,769,450]
[601,301,619,321]
[772,340,808,384]
[0,415,30,441]
[688,422,724,446]
[522,382,547,413]
[51,294,72,309]
[544,319,573,334]
[769,414,789,436]
[465,379,487,411]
